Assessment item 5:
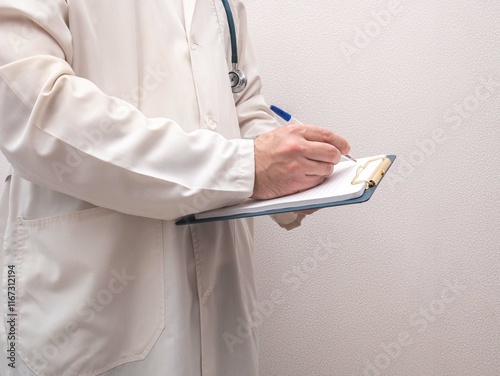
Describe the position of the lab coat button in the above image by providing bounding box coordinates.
[202,289,211,304]
[204,116,218,130]
[190,37,198,50]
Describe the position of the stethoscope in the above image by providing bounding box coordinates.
[221,0,247,93]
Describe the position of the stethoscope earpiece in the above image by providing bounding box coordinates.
[221,0,247,93]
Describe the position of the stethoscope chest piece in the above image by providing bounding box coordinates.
[229,64,247,93]
[221,0,247,93]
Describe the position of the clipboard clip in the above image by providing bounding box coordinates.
[351,156,392,189]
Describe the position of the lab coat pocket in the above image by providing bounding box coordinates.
[13,207,164,376]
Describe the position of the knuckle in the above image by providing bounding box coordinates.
[287,160,303,174]
[321,128,333,142]
[287,123,305,135]
[285,140,306,155]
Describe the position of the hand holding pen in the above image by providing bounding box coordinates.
[270,105,357,163]
[251,106,353,200]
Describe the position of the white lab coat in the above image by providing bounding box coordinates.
[0,1,288,375]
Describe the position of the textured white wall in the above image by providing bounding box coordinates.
[246,0,500,375]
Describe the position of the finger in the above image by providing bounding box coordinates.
[300,175,326,190]
[299,125,351,154]
[299,158,334,177]
[302,141,342,165]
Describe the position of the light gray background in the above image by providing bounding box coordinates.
[246,0,500,375]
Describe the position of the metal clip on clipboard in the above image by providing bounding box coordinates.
[351,156,392,189]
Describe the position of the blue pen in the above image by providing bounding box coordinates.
[270,105,357,163]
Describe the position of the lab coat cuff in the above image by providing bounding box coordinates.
[237,138,257,200]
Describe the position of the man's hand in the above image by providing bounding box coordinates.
[251,124,351,200]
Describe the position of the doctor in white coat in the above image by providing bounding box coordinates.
[0,1,350,375]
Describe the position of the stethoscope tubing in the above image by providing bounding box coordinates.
[220,0,238,65]
[220,0,247,93]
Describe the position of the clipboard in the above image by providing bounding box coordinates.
[176,155,396,225]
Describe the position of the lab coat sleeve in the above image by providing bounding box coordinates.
[0,0,255,220]
[232,1,280,140]
[232,2,307,229]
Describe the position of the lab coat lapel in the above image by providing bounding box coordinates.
[183,0,197,35]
